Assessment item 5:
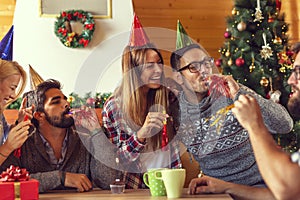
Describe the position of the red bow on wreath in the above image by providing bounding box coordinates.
[58,28,67,36]
[79,38,89,47]
[0,165,29,182]
[85,24,94,30]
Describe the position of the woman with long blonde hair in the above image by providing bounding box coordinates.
[0,59,31,165]
[102,15,181,189]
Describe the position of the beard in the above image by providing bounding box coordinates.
[44,109,74,128]
[287,93,300,120]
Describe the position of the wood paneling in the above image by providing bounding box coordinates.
[0,0,298,55]
[133,0,300,66]
[133,0,233,63]
[0,0,15,40]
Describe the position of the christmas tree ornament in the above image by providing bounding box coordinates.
[129,14,151,47]
[224,29,231,39]
[227,58,233,66]
[286,50,294,57]
[260,76,269,87]
[235,57,245,67]
[260,33,273,60]
[279,66,286,73]
[273,28,282,44]
[232,7,237,15]
[215,58,222,67]
[268,14,274,23]
[254,0,264,22]
[249,56,255,72]
[276,0,282,13]
[225,50,231,57]
[273,36,282,44]
[268,77,281,103]
[237,21,246,31]
[249,63,255,72]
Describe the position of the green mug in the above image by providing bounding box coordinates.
[143,168,167,196]
[155,168,186,198]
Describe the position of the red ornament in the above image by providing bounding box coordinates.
[224,31,231,39]
[268,16,274,23]
[276,0,282,12]
[215,58,222,67]
[286,50,294,57]
[235,57,245,67]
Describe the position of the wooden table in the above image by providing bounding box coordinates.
[39,188,233,200]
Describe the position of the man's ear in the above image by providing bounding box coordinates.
[33,111,44,121]
[172,71,184,86]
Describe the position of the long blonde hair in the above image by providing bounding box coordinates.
[114,44,171,149]
[0,59,27,112]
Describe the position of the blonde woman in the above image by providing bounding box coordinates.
[102,14,181,189]
[0,59,31,165]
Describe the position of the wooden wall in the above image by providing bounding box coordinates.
[133,0,232,65]
[0,0,15,39]
[0,0,299,59]
[133,0,300,66]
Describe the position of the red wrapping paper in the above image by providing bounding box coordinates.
[0,179,39,200]
[0,165,39,200]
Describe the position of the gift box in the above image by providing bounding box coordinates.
[0,179,39,200]
[0,165,39,200]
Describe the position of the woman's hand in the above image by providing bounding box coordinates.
[17,97,34,122]
[137,112,168,142]
[73,106,101,134]
[2,120,31,154]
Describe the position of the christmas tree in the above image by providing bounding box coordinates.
[218,0,299,152]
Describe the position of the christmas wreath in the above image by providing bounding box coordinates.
[54,10,95,48]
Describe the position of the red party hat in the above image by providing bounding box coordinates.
[128,14,150,47]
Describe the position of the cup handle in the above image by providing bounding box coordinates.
[143,172,150,187]
[154,171,163,180]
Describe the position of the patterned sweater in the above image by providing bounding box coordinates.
[177,85,293,186]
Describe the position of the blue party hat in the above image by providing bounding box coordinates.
[0,25,14,61]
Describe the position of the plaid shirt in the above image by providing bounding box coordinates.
[102,96,181,189]
[0,114,10,145]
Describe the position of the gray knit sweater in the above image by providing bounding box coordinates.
[177,85,293,186]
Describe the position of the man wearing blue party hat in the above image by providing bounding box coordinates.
[170,20,292,199]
